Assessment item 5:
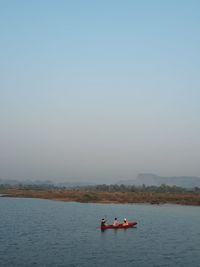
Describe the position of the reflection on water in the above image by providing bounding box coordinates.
[0,198,200,267]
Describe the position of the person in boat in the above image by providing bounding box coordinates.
[113,217,119,226]
[123,218,128,226]
[101,218,106,227]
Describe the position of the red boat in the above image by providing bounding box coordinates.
[101,221,137,230]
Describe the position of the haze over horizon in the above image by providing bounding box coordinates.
[1,1,200,183]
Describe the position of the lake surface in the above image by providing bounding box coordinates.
[0,198,199,267]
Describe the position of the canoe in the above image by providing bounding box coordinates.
[101,221,137,230]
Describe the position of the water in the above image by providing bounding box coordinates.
[0,198,200,267]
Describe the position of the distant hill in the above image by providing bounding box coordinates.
[0,178,53,186]
[0,178,95,188]
[119,173,200,188]
[53,181,96,187]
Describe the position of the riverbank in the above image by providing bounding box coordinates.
[1,189,200,205]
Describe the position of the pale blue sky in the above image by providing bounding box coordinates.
[0,0,200,182]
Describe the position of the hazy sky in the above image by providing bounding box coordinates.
[1,0,200,182]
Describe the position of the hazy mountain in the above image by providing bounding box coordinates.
[2,174,200,189]
[0,178,53,186]
[119,173,200,188]
[53,181,97,187]
[0,178,95,188]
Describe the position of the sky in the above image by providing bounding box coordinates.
[0,0,200,182]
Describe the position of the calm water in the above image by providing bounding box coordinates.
[0,198,200,267]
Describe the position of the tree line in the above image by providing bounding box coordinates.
[79,184,200,194]
[0,183,200,194]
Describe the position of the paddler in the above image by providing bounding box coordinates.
[123,218,128,225]
[101,218,106,227]
[113,217,119,226]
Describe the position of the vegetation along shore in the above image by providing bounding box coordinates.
[1,184,200,206]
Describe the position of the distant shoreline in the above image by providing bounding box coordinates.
[1,189,200,206]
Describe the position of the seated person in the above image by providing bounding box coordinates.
[101,218,106,227]
[123,218,128,225]
[113,217,119,226]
